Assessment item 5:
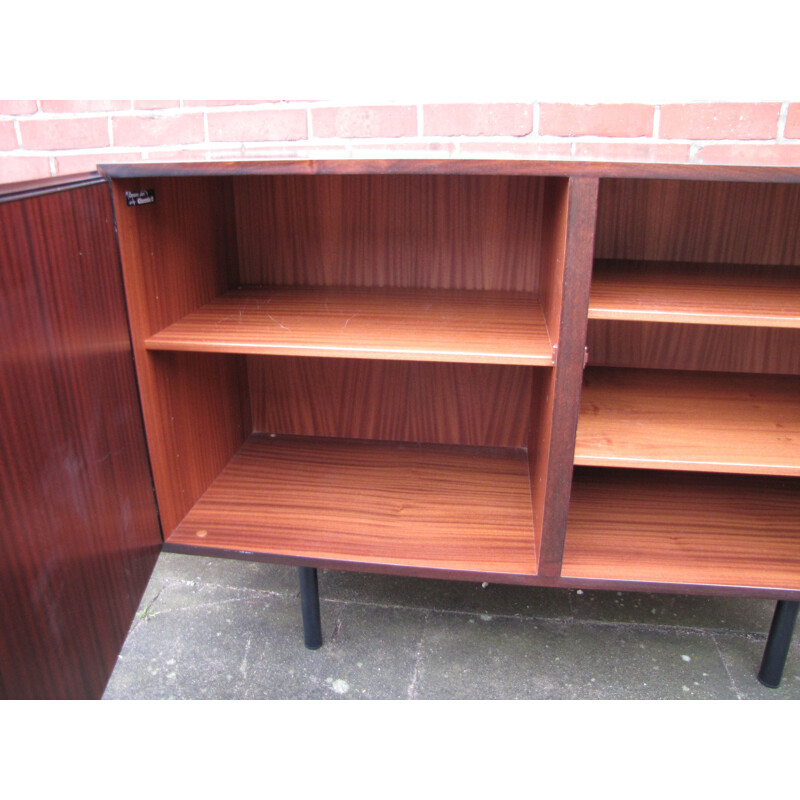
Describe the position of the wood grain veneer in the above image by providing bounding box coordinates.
[595,179,800,266]
[101,163,800,604]
[100,158,800,183]
[166,435,538,577]
[529,178,570,340]
[7,159,800,699]
[563,468,800,590]
[112,177,250,535]
[112,177,238,337]
[0,182,160,699]
[589,259,800,327]
[530,178,599,575]
[575,367,800,475]
[248,357,537,447]
[586,320,800,375]
[234,174,546,292]
[145,286,554,365]
[0,171,104,201]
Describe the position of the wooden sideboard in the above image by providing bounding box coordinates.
[2,159,798,698]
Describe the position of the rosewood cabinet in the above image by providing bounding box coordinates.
[2,160,799,699]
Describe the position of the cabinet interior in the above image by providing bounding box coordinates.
[109,167,800,594]
[112,173,574,580]
[566,178,800,591]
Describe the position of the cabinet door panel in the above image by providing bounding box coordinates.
[0,176,161,699]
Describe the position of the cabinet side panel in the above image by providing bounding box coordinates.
[0,184,161,699]
[248,357,534,448]
[595,179,800,266]
[112,177,250,535]
[234,175,544,292]
[539,178,570,340]
[112,177,240,337]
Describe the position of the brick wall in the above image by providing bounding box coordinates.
[2,100,800,184]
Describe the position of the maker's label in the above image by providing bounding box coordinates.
[125,189,156,207]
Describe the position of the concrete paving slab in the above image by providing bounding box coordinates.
[712,632,800,700]
[569,588,776,634]
[104,578,426,699]
[105,583,288,699]
[413,614,737,700]
[318,569,573,620]
[104,553,795,700]
[242,601,426,699]
[144,551,299,596]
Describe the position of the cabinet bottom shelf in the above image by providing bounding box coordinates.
[166,434,538,578]
[563,468,800,591]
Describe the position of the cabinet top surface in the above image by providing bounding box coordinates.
[4,160,800,202]
[97,158,800,182]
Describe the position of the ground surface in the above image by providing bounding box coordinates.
[103,552,800,700]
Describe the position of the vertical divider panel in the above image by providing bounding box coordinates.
[111,176,251,536]
[530,177,599,576]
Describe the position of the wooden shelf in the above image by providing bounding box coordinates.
[145,286,554,366]
[166,434,538,577]
[563,468,800,590]
[589,259,800,327]
[574,367,800,476]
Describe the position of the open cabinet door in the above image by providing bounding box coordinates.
[0,174,162,699]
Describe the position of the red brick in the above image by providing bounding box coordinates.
[574,142,692,163]
[0,100,38,115]
[40,100,129,113]
[242,144,351,159]
[0,156,51,183]
[539,104,654,137]
[0,122,17,150]
[112,113,204,146]
[184,100,275,107]
[695,144,800,166]
[312,106,416,138]
[207,109,307,142]
[134,100,180,110]
[19,117,110,150]
[660,103,781,140]
[351,142,457,156]
[784,104,800,139]
[141,148,230,161]
[54,151,141,176]
[459,141,573,158]
[423,104,532,136]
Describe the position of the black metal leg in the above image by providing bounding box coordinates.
[298,567,322,650]
[757,600,799,688]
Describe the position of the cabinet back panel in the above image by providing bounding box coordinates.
[587,320,800,375]
[248,357,536,448]
[234,175,545,292]
[596,179,800,266]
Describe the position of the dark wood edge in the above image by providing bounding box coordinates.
[554,576,800,601]
[0,172,105,203]
[162,542,800,600]
[98,159,800,182]
[162,541,541,586]
[537,178,599,576]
